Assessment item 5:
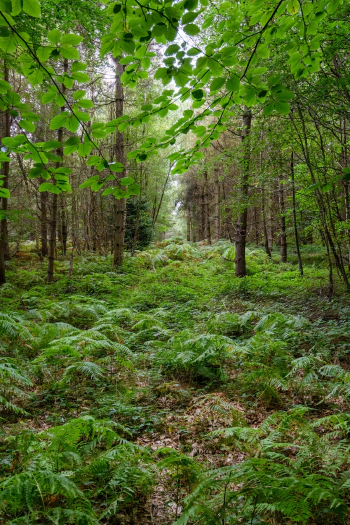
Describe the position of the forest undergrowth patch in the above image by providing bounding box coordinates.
[1,240,350,525]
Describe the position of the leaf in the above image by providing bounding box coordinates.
[23,0,41,17]
[60,46,80,60]
[78,142,93,157]
[37,46,54,62]
[48,29,62,45]
[39,182,53,192]
[275,101,290,115]
[210,77,226,92]
[226,74,240,92]
[119,176,134,186]
[65,136,80,146]
[78,99,94,109]
[50,112,69,130]
[61,33,83,45]
[192,89,204,100]
[73,89,86,100]
[71,71,89,83]
[19,119,35,132]
[0,187,10,197]
[65,115,80,132]
[109,162,124,172]
[263,102,275,116]
[183,24,200,36]
[11,0,22,16]
[79,175,99,188]
[0,0,12,13]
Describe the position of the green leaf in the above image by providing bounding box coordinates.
[60,46,79,60]
[119,176,134,186]
[23,0,40,17]
[71,71,89,83]
[165,44,180,55]
[19,119,35,132]
[183,24,200,36]
[37,46,54,62]
[65,115,80,132]
[226,74,240,92]
[0,0,12,13]
[79,175,99,188]
[78,142,93,157]
[42,140,61,151]
[50,112,69,130]
[275,101,290,115]
[0,80,11,93]
[192,89,204,100]
[78,99,94,109]
[109,162,124,172]
[0,187,10,198]
[210,77,226,92]
[11,0,22,16]
[48,29,62,45]
[263,102,275,116]
[39,182,53,192]
[73,89,86,100]
[61,33,83,45]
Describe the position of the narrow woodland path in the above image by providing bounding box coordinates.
[1,240,350,524]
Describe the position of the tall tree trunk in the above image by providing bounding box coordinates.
[203,170,211,244]
[40,187,48,257]
[113,59,126,268]
[262,185,271,258]
[0,63,10,285]
[61,197,67,256]
[278,173,287,262]
[290,152,303,276]
[235,107,252,277]
[48,59,67,283]
[213,167,220,242]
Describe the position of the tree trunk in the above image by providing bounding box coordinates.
[203,170,211,244]
[262,185,272,258]
[40,187,48,257]
[235,107,252,277]
[0,63,10,285]
[47,59,67,283]
[278,174,287,263]
[290,152,303,276]
[113,59,126,268]
[186,206,191,242]
[213,167,220,242]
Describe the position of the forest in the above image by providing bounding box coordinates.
[0,0,350,523]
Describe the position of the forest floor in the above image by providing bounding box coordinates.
[1,239,350,525]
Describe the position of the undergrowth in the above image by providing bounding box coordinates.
[1,240,350,524]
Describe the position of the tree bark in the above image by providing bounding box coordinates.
[235,107,252,277]
[213,166,220,242]
[290,152,303,276]
[278,173,287,262]
[47,59,67,283]
[113,59,126,268]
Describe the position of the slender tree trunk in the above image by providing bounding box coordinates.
[61,198,67,256]
[113,59,126,268]
[278,174,287,262]
[262,185,271,258]
[213,167,220,242]
[0,63,10,285]
[291,152,303,276]
[235,107,252,277]
[203,170,211,244]
[48,59,67,283]
[40,187,48,257]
